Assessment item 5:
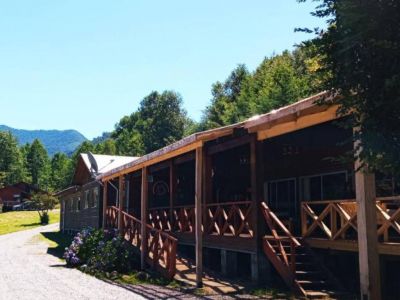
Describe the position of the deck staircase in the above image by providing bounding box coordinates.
[261,202,345,299]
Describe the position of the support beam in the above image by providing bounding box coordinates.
[118,176,124,231]
[250,135,259,282]
[221,250,237,277]
[195,146,203,288]
[169,160,175,226]
[355,155,381,299]
[141,167,149,270]
[102,181,108,228]
[125,175,130,214]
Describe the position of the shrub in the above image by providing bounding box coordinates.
[40,212,49,224]
[64,228,139,274]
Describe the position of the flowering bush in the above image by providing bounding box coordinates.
[64,228,139,274]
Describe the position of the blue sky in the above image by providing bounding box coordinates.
[0,1,323,139]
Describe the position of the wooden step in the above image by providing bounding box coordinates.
[305,290,335,299]
[298,280,328,285]
[295,270,321,277]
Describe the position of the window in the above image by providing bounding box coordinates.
[77,197,81,212]
[69,198,74,211]
[266,178,297,218]
[376,173,400,197]
[300,171,352,201]
[93,187,99,208]
[84,191,89,209]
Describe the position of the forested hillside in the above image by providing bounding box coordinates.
[0,125,87,156]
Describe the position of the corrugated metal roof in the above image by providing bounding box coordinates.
[81,153,139,176]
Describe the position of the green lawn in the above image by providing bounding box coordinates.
[0,209,60,235]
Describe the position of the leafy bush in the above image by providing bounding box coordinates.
[40,212,49,224]
[64,228,139,274]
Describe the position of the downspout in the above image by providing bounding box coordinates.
[108,181,119,207]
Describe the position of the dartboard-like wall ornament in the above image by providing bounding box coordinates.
[152,181,169,197]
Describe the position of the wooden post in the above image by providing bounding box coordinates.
[169,160,175,228]
[102,181,108,229]
[195,146,203,288]
[203,152,212,233]
[118,176,124,231]
[141,167,149,270]
[250,135,260,282]
[125,175,130,214]
[355,142,381,299]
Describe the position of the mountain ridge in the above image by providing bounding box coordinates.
[0,125,87,156]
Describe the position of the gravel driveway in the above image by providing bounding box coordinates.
[0,225,266,300]
[0,224,148,300]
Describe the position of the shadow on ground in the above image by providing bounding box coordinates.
[41,231,72,258]
[22,222,41,227]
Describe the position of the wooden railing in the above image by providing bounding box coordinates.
[301,196,400,243]
[148,205,196,234]
[106,206,177,279]
[172,205,195,233]
[105,206,118,229]
[145,223,178,279]
[121,210,141,248]
[205,201,254,237]
[148,206,171,231]
[261,202,301,276]
[149,202,254,238]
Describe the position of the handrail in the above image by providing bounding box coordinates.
[302,196,400,205]
[262,202,301,246]
[145,223,178,242]
[302,198,356,205]
[260,202,301,292]
[206,200,252,207]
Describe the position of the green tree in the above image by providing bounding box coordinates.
[201,65,250,129]
[31,192,57,224]
[114,130,144,156]
[99,139,117,155]
[200,48,323,130]
[0,131,25,187]
[299,0,400,175]
[27,139,50,188]
[137,91,187,153]
[50,153,72,190]
[238,48,322,117]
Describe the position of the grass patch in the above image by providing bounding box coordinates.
[0,209,60,235]
[39,230,72,258]
[250,287,293,299]
[117,271,181,288]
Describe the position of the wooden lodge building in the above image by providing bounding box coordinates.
[57,153,138,232]
[59,92,400,299]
